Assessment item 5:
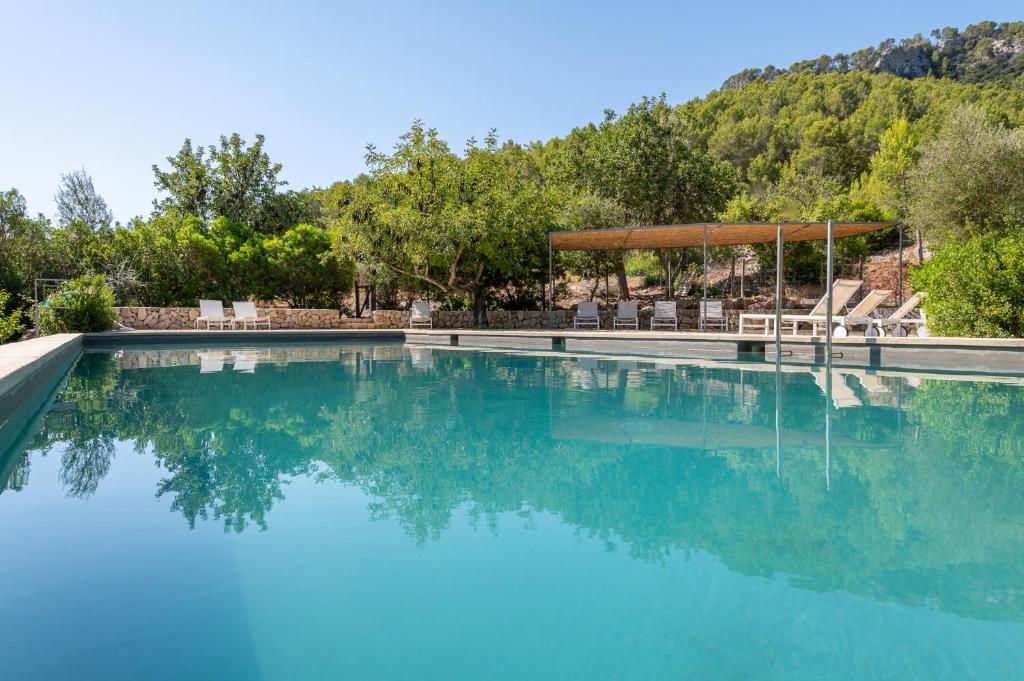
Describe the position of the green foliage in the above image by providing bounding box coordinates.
[152,133,285,232]
[556,95,739,225]
[262,224,354,308]
[1,188,52,298]
[55,168,113,230]
[720,21,1024,88]
[39,275,116,334]
[341,122,554,321]
[911,231,1024,338]
[685,70,1024,189]
[0,290,25,343]
[855,118,919,220]
[909,105,1024,242]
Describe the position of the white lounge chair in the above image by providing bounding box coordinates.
[574,301,600,329]
[738,280,862,336]
[613,301,638,330]
[650,301,678,330]
[410,301,432,328]
[195,299,231,330]
[832,289,891,337]
[786,279,863,336]
[699,300,728,331]
[232,301,271,330]
[877,292,928,337]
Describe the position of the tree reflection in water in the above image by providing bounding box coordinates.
[6,344,1024,622]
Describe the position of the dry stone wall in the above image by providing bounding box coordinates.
[116,300,803,331]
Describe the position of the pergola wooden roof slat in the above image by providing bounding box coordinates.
[550,222,895,251]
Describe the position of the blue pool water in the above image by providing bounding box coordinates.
[2,342,1024,680]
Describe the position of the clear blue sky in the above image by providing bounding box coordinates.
[2,0,1019,223]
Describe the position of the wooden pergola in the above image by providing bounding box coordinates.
[547,221,903,352]
[549,222,893,251]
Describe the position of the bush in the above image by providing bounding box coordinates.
[0,290,26,343]
[40,275,117,334]
[910,232,1024,338]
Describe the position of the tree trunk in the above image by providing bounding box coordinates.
[729,256,736,297]
[615,254,630,300]
[916,229,925,264]
[472,287,488,327]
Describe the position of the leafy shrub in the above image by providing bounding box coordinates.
[910,231,1024,337]
[40,275,117,334]
[0,290,26,343]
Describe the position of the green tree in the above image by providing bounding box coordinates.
[0,188,52,301]
[263,224,354,308]
[554,96,739,298]
[152,139,214,218]
[208,133,285,229]
[39,274,116,334]
[343,123,553,323]
[152,133,286,231]
[0,290,25,342]
[909,105,1024,242]
[911,231,1024,337]
[856,118,923,260]
[54,168,114,230]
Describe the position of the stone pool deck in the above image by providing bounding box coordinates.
[0,333,83,453]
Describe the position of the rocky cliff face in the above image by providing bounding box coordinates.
[720,21,1024,89]
[870,43,932,79]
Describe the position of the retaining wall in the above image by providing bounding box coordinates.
[115,301,797,331]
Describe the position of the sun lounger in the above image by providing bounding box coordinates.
[613,301,638,329]
[785,279,863,336]
[876,292,928,337]
[832,289,891,337]
[232,301,271,330]
[740,280,863,336]
[410,301,432,328]
[574,301,600,329]
[650,301,678,330]
[195,299,231,330]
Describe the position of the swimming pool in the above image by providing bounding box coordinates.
[2,342,1023,680]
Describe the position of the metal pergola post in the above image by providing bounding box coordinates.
[702,223,708,330]
[547,233,553,313]
[826,219,834,358]
[897,223,904,306]
[775,224,783,354]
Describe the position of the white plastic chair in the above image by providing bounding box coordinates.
[410,302,432,328]
[232,301,271,330]
[613,301,638,330]
[650,301,678,330]
[574,301,600,329]
[195,300,230,330]
[699,300,728,331]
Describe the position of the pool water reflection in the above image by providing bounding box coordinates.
[2,343,1024,680]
